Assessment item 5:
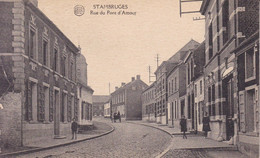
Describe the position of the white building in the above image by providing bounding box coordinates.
[194,75,204,132]
[76,49,94,126]
[104,101,111,118]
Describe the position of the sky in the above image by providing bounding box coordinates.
[38,0,205,95]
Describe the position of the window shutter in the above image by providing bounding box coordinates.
[74,98,78,121]
[27,80,33,121]
[239,91,246,132]
[37,84,45,122]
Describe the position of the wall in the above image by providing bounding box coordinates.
[0,92,22,148]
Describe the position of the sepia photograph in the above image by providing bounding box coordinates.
[0,0,259,157]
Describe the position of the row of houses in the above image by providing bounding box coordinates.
[142,0,259,157]
[0,0,94,148]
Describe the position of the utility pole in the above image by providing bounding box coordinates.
[155,54,160,69]
[109,82,110,95]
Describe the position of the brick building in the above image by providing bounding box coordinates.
[167,62,186,129]
[141,82,156,122]
[155,39,199,125]
[111,75,148,120]
[233,2,259,156]
[0,0,79,148]
[184,42,205,132]
[200,2,259,157]
[76,52,94,126]
[92,95,110,117]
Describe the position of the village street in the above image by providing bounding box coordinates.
[16,118,172,158]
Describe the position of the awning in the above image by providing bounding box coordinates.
[222,66,234,79]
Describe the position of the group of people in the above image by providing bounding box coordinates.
[180,112,211,139]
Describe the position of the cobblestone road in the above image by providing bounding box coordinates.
[17,120,171,158]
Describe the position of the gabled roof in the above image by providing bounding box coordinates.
[168,39,200,62]
[111,78,148,95]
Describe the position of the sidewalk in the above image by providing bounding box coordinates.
[0,121,114,157]
[128,121,248,158]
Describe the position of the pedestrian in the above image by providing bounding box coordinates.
[117,111,121,122]
[202,112,211,138]
[180,115,187,139]
[71,118,78,140]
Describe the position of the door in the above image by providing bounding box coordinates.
[191,93,195,129]
[225,78,234,140]
[54,90,60,136]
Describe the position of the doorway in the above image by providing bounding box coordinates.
[223,76,234,140]
[246,89,255,132]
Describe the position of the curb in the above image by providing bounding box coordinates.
[126,121,173,138]
[0,123,115,158]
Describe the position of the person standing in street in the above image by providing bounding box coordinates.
[180,115,187,139]
[202,112,211,138]
[71,118,78,140]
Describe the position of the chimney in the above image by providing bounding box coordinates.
[115,86,118,90]
[131,77,135,82]
[136,75,140,80]
[29,0,38,7]
[121,82,126,87]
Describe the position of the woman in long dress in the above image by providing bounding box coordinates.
[202,112,211,138]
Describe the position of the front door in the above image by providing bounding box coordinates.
[225,78,234,140]
[54,90,60,136]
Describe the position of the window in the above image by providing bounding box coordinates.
[61,56,66,76]
[187,63,190,84]
[81,102,84,120]
[43,39,48,66]
[200,80,203,95]
[168,82,171,94]
[212,84,215,116]
[195,84,197,97]
[174,77,177,91]
[44,86,49,122]
[70,60,73,80]
[222,0,229,44]
[191,59,194,80]
[26,80,37,121]
[245,47,256,80]
[208,87,212,116]
[29,28,36,59]
[54,48,58,71]
[61,93,67,122]
[188,95,191,119]
[208,23,213,59]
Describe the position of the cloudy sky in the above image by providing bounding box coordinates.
[38,0,205,95]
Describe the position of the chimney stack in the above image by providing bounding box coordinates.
[131,77,135,82]
[115,86,118,90]
[121,82,126,87]
[136,75,140,80]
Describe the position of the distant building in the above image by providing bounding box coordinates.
[111,75,148,120]
[142,82,156,122]
[76,52,94,126]
[0,0,79,147]
[104,101,111,118]
[92,95,110,116]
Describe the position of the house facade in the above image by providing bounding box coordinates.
[111,75,148,120]
[200,2,259,157]
[104,101,110,118]
[76,53,94,126]
[141,82,156,122]
[0,0,79,148]
[167,63,186,130]
[184,42,205,132]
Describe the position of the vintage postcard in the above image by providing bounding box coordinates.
[0,0,259,157]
